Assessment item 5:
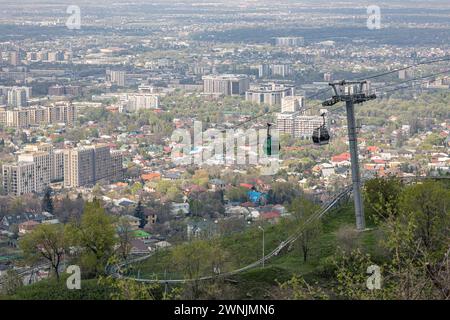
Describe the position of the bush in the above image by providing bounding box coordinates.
[10,277,113,300]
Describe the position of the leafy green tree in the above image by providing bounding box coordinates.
[289,198,322,262]
[191,169,209,188]
[134,201,146,229]
[20,223,68,281]
[424,133,444,147]
[172,240,229,299]
[116,217,133,261]
[225,186,248,203]
[268,182,302,205]
[67,199,117,277]
[364,177,404,222]
[398,180,450,258]
[188,199,203,217]
[334,249,387,299]
[274,275,329,300]
[334,180,450,300]
[98,256,159,300]
[41,187,54,214]
[130,182,143,195]
[0,269,24,295]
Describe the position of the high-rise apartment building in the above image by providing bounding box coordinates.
[277,93,328,139]
[18,151,52,193]
[9,51,19,66]
[274,37,305,47]
[0,86,32,100]
[53,150,65,182]
[258,64,293,78]
[0,104,76,128]
[203,74,250,96]
[109,70,126,87]
[245,83,295,106]
[281,95,305,113]
[63,145,123,188]
[7,87,27,108]
[123,93,160,112]
[2,162,35,196]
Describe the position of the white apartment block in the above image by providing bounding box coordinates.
[245,83,295,106]
[18,151,52,193]
[0,86,32,99]
[258,64,293,78]
[109,70,126,87]
[53,150,65,182]
[276,112,328,139]
[63,145,123,188]
[281,95,305,113]
[0,103,76,128]
[274,37,305,47]
[203,74,250,96]
[123,93,160,112]
[2,162,35,196]
[2,143,66,196]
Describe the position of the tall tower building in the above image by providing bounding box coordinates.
[2,162,35,196]
[9,51,19,66]
[7,87,27,108]
[109,70,126,87]
[18,151,52,193]
[202,74,250,96]
[281,96,305,113]
[63,145,123,188]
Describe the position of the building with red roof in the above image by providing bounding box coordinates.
[331,153,351,163]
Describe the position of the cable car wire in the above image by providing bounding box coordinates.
[226,56,450,131]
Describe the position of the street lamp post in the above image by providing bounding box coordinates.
[258,226,265,268]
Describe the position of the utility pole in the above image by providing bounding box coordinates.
[323,80,376,231]
[258,226,265,268]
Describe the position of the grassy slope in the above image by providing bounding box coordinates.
[128,200,383,298]
[4,200,384,300]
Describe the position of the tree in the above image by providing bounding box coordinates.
[134,201,146,229]
[398,180,449,258]
[0,269,23,295]
[289,198,322,262]
[41,187,54,214]
[130,182,143,195]
[172,240,229,299]
[67,199,117,277]
[268,182,302,205]
[19,223,68,281]
[334,180,450,300]
[191,170,209,188]
[333,248,387,299]
[364,177,404,222]
[273,275,329,300]
[225,186,248,203]
[116,217,133,261]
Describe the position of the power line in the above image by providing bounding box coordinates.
[324,69,450,115]
[229,87,330,130]
[227,56,450,130]
[361,56,450,81]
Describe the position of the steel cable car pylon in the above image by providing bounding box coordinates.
[322,80,376,231]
